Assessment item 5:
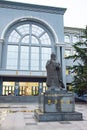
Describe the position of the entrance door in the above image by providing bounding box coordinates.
[2,86,14,95]
[19,86,25,96]
[2,82,15,95]
[19,82,39,96]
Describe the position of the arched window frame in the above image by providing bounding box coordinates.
[4,19,56,71]
[64,35,70,43]
[73,35,79,43]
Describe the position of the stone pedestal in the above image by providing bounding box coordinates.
[34,90,83,121]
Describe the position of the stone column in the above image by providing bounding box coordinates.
[14,82,19,96]
[0,39,4,68]
[56,45,61,63]
[0,77,3,95]
[61,46,66,89]
[56,43,66,89]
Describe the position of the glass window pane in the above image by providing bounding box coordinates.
[8,30,21,43]
[21,35,30,44]
[7,45,18,69]
[17,24,29,35]
[81,38,86,42]
[65,35,70,43]
[20,46,29,70]
[32,25,44,36]
[66,67,71,75]
[40,33,51,45]
[31,47,39,70]
[7,52,18,59]
[65,49,71,57]
[31,36,39,44]
[42,48,51,70]
[73,36,79,43]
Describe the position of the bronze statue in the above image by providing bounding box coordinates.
[46,53,64,90]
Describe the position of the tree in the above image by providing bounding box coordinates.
[66,26,87,96]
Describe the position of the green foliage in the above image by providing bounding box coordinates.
[66,26,87,96]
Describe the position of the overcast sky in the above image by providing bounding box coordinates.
[5,0,87,29]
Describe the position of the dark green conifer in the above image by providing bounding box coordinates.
[66,26,87,96]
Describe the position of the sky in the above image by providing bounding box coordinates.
[5,0,87,29]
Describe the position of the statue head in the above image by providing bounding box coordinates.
[51,53,56,60]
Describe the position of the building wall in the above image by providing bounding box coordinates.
[0,2,65,43]
[0,1,66,96]
[0,1,85,96]
[64,27,84,87]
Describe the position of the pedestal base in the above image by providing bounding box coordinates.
[34,109,83,122]
[34,90,83,122]
[39,90,75,113]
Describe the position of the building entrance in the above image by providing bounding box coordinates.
[2,82,47,96]
[3,82,15,95]
[19,82,39,96]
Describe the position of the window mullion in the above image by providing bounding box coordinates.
[18,44,21,70]
[29,23,32,70]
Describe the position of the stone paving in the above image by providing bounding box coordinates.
[0,102,87,130]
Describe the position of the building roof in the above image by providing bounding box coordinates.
[0,0,66,15]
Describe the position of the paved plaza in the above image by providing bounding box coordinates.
[0,102,87,130]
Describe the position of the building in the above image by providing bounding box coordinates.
[0,1,66,96]
[0,1,85,97]
[64,27,85,90]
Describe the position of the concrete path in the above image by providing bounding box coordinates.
[0,103,87,130]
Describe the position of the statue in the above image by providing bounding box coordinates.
[46,53,64,90]
[35,53,82,122]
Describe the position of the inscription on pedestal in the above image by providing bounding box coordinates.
[39,92,75,113]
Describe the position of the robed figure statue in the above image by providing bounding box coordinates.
[46,53,64,90]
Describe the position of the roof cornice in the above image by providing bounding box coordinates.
[0,0,66,15]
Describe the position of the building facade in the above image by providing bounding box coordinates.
[0,1,85,96]
[64,27,85,90]
[0,1,66,96]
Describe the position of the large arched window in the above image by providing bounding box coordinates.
[4,19,55,71]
